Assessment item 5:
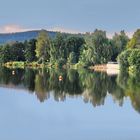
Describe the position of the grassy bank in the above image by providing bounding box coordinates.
[3,61,86,69]
[4,61,45,69]
[3,61,120,75]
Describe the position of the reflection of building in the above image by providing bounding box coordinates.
[107,62,120,76]
[93,62,120,76]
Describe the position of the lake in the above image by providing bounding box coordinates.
[0,67,140,140]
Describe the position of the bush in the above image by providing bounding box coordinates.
[118,49,140,73]
[118,49,132,68]
[128,49,140,69]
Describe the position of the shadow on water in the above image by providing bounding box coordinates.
[0,67,140,114]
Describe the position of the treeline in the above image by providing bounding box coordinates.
[118,29,140,73]
[0,29,130,67]
[0,39,36,63]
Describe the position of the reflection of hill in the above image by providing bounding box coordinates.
[0,84,29,95]
[0,67,140,114]
[0,83,25,90]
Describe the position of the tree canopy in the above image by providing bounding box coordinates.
[0,29,132,68]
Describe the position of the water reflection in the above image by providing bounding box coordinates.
[0,67,140,113]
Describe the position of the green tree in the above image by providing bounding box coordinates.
[36,30,51,63]
[118,49,132,68]
[0,42,25,63]
[82,29,112,65]
[79,44,95,66]
[0,44,11,63]
[10,42,25,61]
[24,39,37,62]
[128,49,140,70]
[111,30,129,61]
[50,33,66,63]
[127,29,140,49]
[118,49,140,72]
[65,36,85,63]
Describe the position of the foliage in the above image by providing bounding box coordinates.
[50,33,66,63]
[0,28,136,69]
[92,29,113,64]
[36,30,51,63]
[0,42,25,63]
[118,49,140,73]
[65,36,85,63]
[127,29,140,49]
[24,39,37,62]
[118,49,132,68]
[50,33,85,66]
[111,30,129,61]
[128,49,140,71]
[80,29,113,66]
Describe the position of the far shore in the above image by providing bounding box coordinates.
[2,61,120,76]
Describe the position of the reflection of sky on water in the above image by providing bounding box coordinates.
[0,87,139,140]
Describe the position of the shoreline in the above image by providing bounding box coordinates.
[2,61,120,75]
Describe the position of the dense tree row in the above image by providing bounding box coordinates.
[0,29,130,67]
[118,29,140,73]
[0,39,36,63]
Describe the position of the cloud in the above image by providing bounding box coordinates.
[107,31,134,39]
[48,26,84,34]
[0,25,83,34]
[0,25,31,33]
[126,31,134,38]
[106,32,114,39]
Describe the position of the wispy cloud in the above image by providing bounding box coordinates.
[107,31,134,39]
[126,31,134,38]
[0,25,32,33]
[48,26,84,34]
[0,25,83,34]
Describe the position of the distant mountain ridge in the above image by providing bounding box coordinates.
[0,30,56,44]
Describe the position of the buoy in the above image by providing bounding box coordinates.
[59,75,63,81]
[12,70,15,75]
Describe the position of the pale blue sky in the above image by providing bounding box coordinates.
[0,0,140,33]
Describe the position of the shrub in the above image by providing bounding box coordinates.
[128,49,140,69]
[118,49,132,68]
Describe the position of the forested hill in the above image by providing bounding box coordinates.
[0,30,56,44]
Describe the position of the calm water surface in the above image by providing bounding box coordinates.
[0,67,140,140]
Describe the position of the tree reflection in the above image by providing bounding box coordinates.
[117,70,140,113]
[0,67,140,114]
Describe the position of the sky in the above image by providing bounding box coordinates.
[0,0,140,35]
